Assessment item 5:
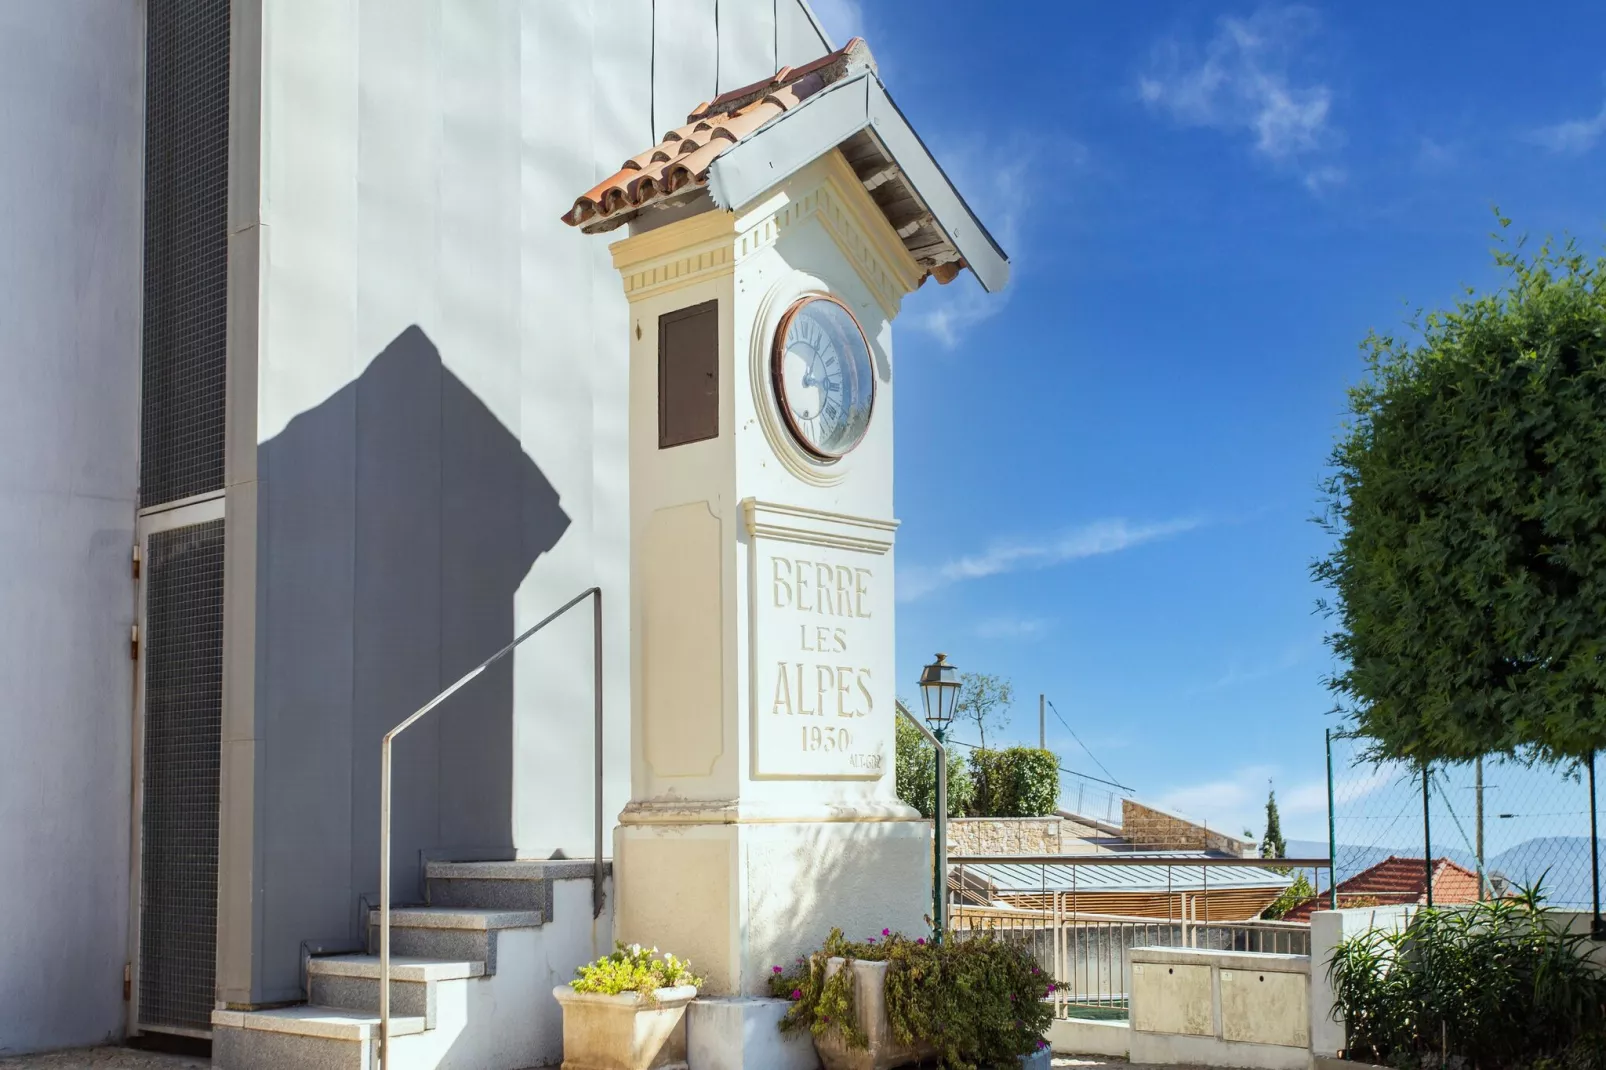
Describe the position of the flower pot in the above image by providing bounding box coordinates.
[1018,1047,1052,1070]
[812,958,935,1070]
[553,984,698,1070]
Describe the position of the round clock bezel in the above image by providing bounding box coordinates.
[769,294,877,462]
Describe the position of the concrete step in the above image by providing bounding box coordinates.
[366,906,544,973]
[214,862,612,1070]
[307,953,483,1025]
[212,1005,426,1070]
[424,859,564,912]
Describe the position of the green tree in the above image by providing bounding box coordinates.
[894,712,974,818]
[968,747,1060,817]
[1315,227,1606,764]
[954,672,1013,750]
[1261,786,1286,861]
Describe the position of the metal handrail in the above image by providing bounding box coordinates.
[948,854,1333,868]
[378,587,603,1070]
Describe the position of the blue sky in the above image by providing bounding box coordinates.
[810,1,1606,841]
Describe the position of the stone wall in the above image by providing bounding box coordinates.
[946,817,1065,855]
[1122,799,1254,856]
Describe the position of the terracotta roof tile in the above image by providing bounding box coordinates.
[1282,856,1483,922]
[560,38,875,233]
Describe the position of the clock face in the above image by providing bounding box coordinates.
[771,296,876,460]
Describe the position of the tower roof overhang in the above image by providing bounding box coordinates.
[560,38,1009,294]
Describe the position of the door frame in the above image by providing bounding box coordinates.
[127,491,226,1040]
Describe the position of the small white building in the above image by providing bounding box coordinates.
[0,1,1007,1066]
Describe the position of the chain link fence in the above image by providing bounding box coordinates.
[1317,731,1604,913]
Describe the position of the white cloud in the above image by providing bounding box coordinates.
[1414,137,1456,172]
[1530,98,1606,155]
[1158,765,1338,842]
[899,516,1201,601]
[808,0,866,46]
[901,145,1049,348]
[1155,765,1277,836]
[1280,779,1331,815]
[1203,638,1319,692]
[1139,6,1339,188]
[974,615,1053,640]
[1279,764,1401,818]
[902,277,1002,348]
[1155,760,1406,846]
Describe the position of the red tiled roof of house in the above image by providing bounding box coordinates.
[560,38,875,233]
[1282,856,1481,922]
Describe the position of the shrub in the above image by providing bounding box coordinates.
[1261,872,1314,921]
[968,747,1059,817]
[894,715,975,818]
[769,927,1053,1070]
[570,942,701,996]
[1328,886,1606,1068]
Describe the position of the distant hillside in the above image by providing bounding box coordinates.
[1488,837,1601,909]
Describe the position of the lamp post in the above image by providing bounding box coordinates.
[919,652,961,941]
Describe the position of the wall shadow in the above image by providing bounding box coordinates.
[254,325,568,1000]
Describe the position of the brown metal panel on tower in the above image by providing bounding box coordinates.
[658,300,719,448]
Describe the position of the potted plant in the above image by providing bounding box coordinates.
[553,943,702,1070]
[769,928,1055,1070]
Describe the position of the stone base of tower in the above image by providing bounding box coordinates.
[614,814,932,996]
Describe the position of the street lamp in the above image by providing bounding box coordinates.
[919,653,961,939]
[919,652,960,730]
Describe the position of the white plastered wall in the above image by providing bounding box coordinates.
[0,1,144,1053]
[225,0,837,1007]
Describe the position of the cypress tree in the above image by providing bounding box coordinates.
[1261,786,1286,860]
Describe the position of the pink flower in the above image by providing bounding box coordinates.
[772,965,783,974]
[882,928,891,937]
[866,937,875,944]
[790,988,802,1001]
[916,938,926,946]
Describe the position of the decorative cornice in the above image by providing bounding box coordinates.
[742,498,898,555]
[608,209,738,302]
[619,797,922,825]
[734,152,924,319]
[604,152,924,314]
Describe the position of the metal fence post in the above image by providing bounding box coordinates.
[1326,728,1338,910]
[1423,761,1434,909]
[1590,752,1603,939]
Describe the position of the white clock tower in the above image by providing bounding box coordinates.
[561,34,1008,1024]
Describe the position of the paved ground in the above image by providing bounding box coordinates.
[0,1046,1180,1069]
[0,1049,208,1070]
[1053,1053,1194,1060]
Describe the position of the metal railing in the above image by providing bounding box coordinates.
[378,587,603,1070]
[895,701,948,934]
[946,854,1330,1019]
[953,904,1311,1015]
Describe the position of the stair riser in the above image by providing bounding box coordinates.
[215,1025,372,1070]
[426,876,551,914]
[310,974,432,1024]
[368,925,497,973]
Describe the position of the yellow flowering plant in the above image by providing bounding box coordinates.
[570,942,702,997]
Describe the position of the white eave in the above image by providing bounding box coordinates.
[705,69,1011,294]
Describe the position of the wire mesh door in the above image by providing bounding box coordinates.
[134,515,225,1034]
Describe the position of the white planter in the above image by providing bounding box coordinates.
[553,984,698,1070]
[812,958,932,1070]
